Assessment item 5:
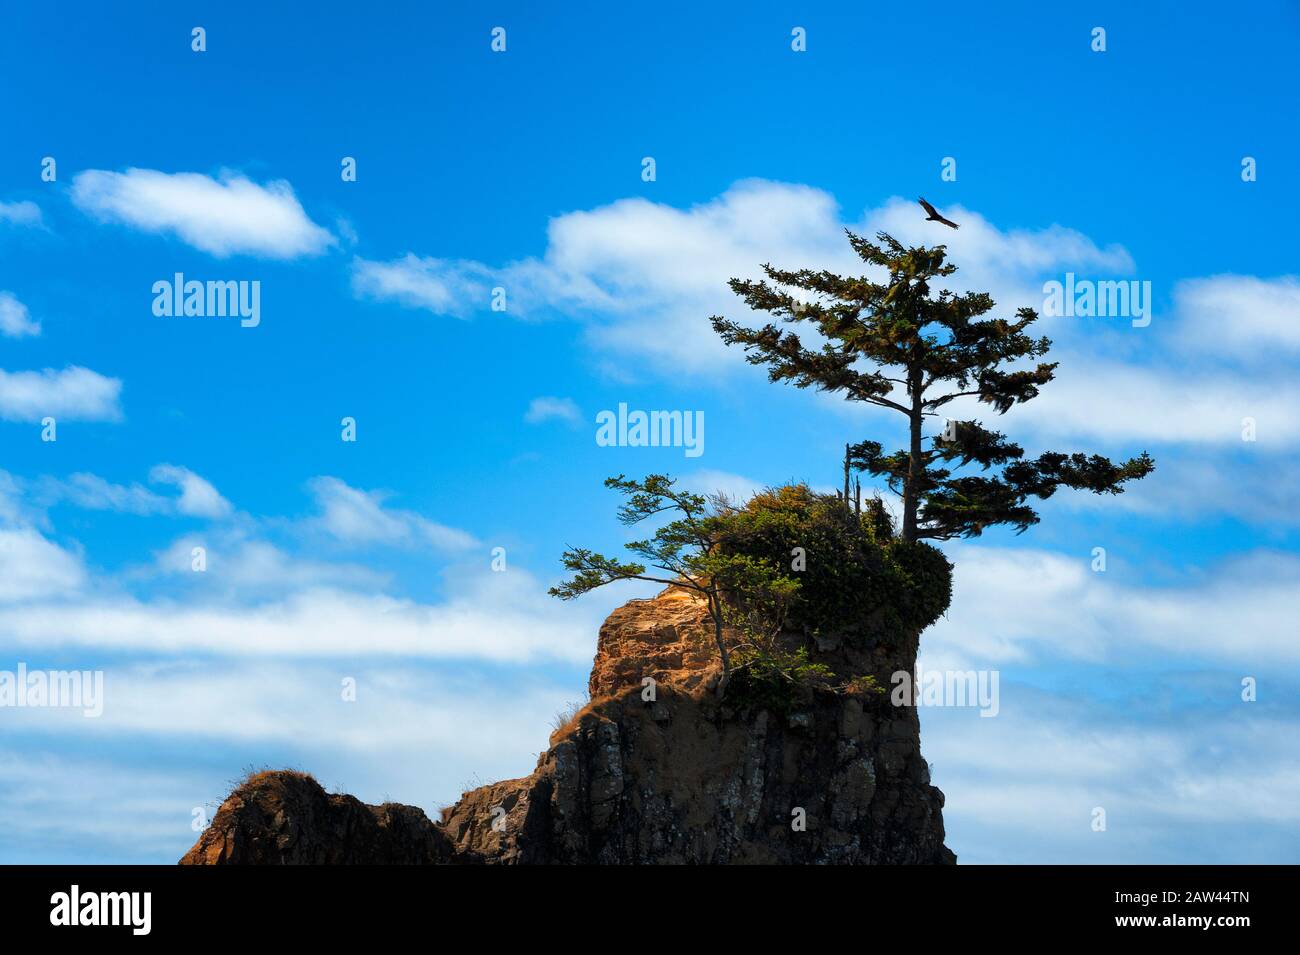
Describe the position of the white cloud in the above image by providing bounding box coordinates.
[0,200,42,228]
[0,664,577,861]
[1174,274,1300,359]
[346,182,1298,456]
[42,473,170,515]
[351,181,1137,373]
[305,476,476,551]
[0,472,29,527]
[1084,451,1300,525]
[372,181,1300,467]
[537,180,852,316]
[27,466,231,520]
[679,469,838,504]
[825,334,1299,450]
[923,544,1300,668]
[524,396,581,426]
[0,292,40,338]
[680,469,766,503]
[912,539,1300,863]
[865,196,1133,280]
[6,661,569,757]
[0,469,606,665]
[351,254,494,316]
[150,533,386,594]
[0,750,217,863]
[930,359,1300,447]
[148,464,232,519]
[0,366,123,422]
[925,692,1300,863]
[71,168,334,259]
[0,573,593,664]
[0,527,84,602]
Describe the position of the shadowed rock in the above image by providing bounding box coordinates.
[180,770,461,865]
[182,587,954,865]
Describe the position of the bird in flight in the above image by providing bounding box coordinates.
[918,197,959,229]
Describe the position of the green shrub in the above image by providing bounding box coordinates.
[713,485,952,644]
[845,673,887,697]
[725,645,836,714]
[888,539,953,633]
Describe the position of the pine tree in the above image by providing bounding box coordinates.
[549,475,798,697]
[711,231,1154,542]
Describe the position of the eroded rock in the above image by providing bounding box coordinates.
[181,587,955,865]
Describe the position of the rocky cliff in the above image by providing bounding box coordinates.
[182,585,954,865]
[181,770,459,865]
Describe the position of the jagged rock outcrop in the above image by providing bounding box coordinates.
[181,770,461,865]
[182,587,954,865]
[587,585,719,698]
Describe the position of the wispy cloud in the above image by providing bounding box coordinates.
[148,532,388,595]
[350,181,1134,374]
[351,254,494,316]
[0,750,217,863]
[26,466,231,521]
[1174,274,1300,360]
[71,168,335,259]
[0,526,84,602]
[926,688,1300,863]
[929,359,1300,447]
[39,473,170,515]
[0,200,42,228]
[0,467,597,662]
[524,396,582,426]
[0,666,573,862]
[305,476,477,552]
[0,292,40,338]
[350,183,1299,458]
[923,543,1300,668]
[149,464,232,519]
[0,366,123,422]
[0,575,592,663]
[679,469,767,502]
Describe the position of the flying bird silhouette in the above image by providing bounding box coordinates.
[918,197,959,230]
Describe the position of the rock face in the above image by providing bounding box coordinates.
[587,585,720,698]
[182,587,954,865]
[180,770,461,865]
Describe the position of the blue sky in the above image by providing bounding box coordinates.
[1,0,1297,863]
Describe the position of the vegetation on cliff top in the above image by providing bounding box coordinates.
[712,231,1154,541]
[713,483,951,641]
[549,474,799,697]
[552,231,1154,705]
[550,475,950,699]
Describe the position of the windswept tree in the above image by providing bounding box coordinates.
[549,475,797,696]
[711,232,1154,542]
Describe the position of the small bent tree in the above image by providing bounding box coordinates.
[712,231,1155,541]
[549,475,798,697]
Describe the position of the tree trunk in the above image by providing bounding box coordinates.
[903,372,923,542]
[708,593,731,698]
[842,442,851,513]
